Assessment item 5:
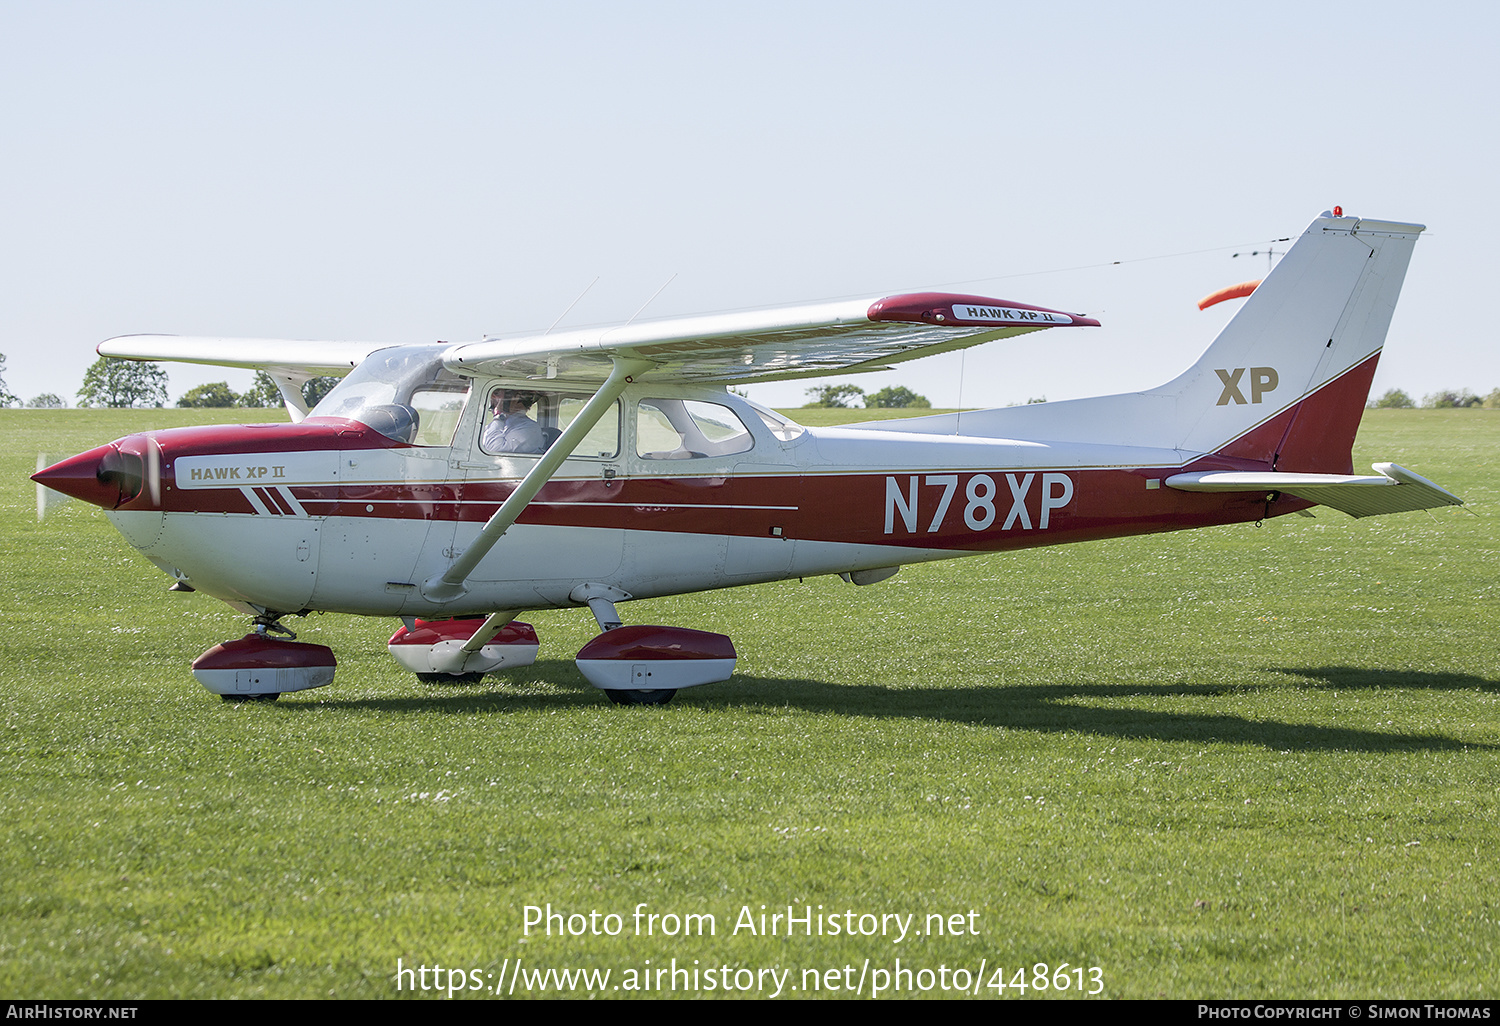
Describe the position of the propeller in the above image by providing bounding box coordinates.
[144,433,161,507]
[33,433,163,519]
[35,453,73,520]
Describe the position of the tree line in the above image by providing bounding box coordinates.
[174,374,339,409]
[803,384,932,409]
[2,353,1499,413]
[810,384,1500,412]
[0,354,337,409]
[1367,389,1500,409]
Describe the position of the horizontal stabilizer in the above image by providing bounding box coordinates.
[1165,463,1463,518]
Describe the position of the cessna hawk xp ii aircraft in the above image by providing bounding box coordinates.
[35,212,1461,705]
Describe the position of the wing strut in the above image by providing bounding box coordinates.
[267,370,315,423]
[421,357,653,602]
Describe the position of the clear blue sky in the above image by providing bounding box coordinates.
[2,1,1494,409]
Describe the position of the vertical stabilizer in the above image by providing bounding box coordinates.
[1170,214,1423,471]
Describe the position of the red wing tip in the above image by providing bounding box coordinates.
[869,292,1098,329]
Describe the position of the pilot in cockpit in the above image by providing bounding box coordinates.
[482,388,547,454]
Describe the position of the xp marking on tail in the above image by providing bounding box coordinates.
[36,210,1460,705]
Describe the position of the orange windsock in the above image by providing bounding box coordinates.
[1197,279,1262,311]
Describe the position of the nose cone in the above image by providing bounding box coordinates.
[32,443,143,509]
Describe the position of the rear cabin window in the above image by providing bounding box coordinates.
[636,399,754,460]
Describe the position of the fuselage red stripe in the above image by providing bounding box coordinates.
[152,463,1298,554]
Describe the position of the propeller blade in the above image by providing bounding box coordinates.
[35,453,74,520]
[145,435,161,507]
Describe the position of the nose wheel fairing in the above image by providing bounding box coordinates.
[191,632,337,699]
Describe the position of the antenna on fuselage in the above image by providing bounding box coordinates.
[955,349,966,437]
[623,273,678,327]
[544,276,601,335]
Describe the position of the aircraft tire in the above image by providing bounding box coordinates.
[416,672,485,684]
[605,688,678,706]
[221,693,280,703]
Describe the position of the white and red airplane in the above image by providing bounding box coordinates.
[34,211,1461,704]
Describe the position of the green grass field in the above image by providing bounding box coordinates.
[1,407,1496,999]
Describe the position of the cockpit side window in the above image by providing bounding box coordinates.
[410,385,471,447]
[636,399,755,460]
[478,386,620,459]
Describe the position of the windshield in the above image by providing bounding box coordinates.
[310,345,470,444]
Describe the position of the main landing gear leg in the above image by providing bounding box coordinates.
[386,614,539,683]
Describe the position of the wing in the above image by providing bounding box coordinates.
[97,334,389,376]
[97,334,399,422]
[92,291,1098,406]
[1166,463,1463,518]
[440,292,1099,384]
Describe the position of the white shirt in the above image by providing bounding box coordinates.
[483,411,545,454]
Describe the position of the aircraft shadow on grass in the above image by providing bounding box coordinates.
[299,661,1496,754]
